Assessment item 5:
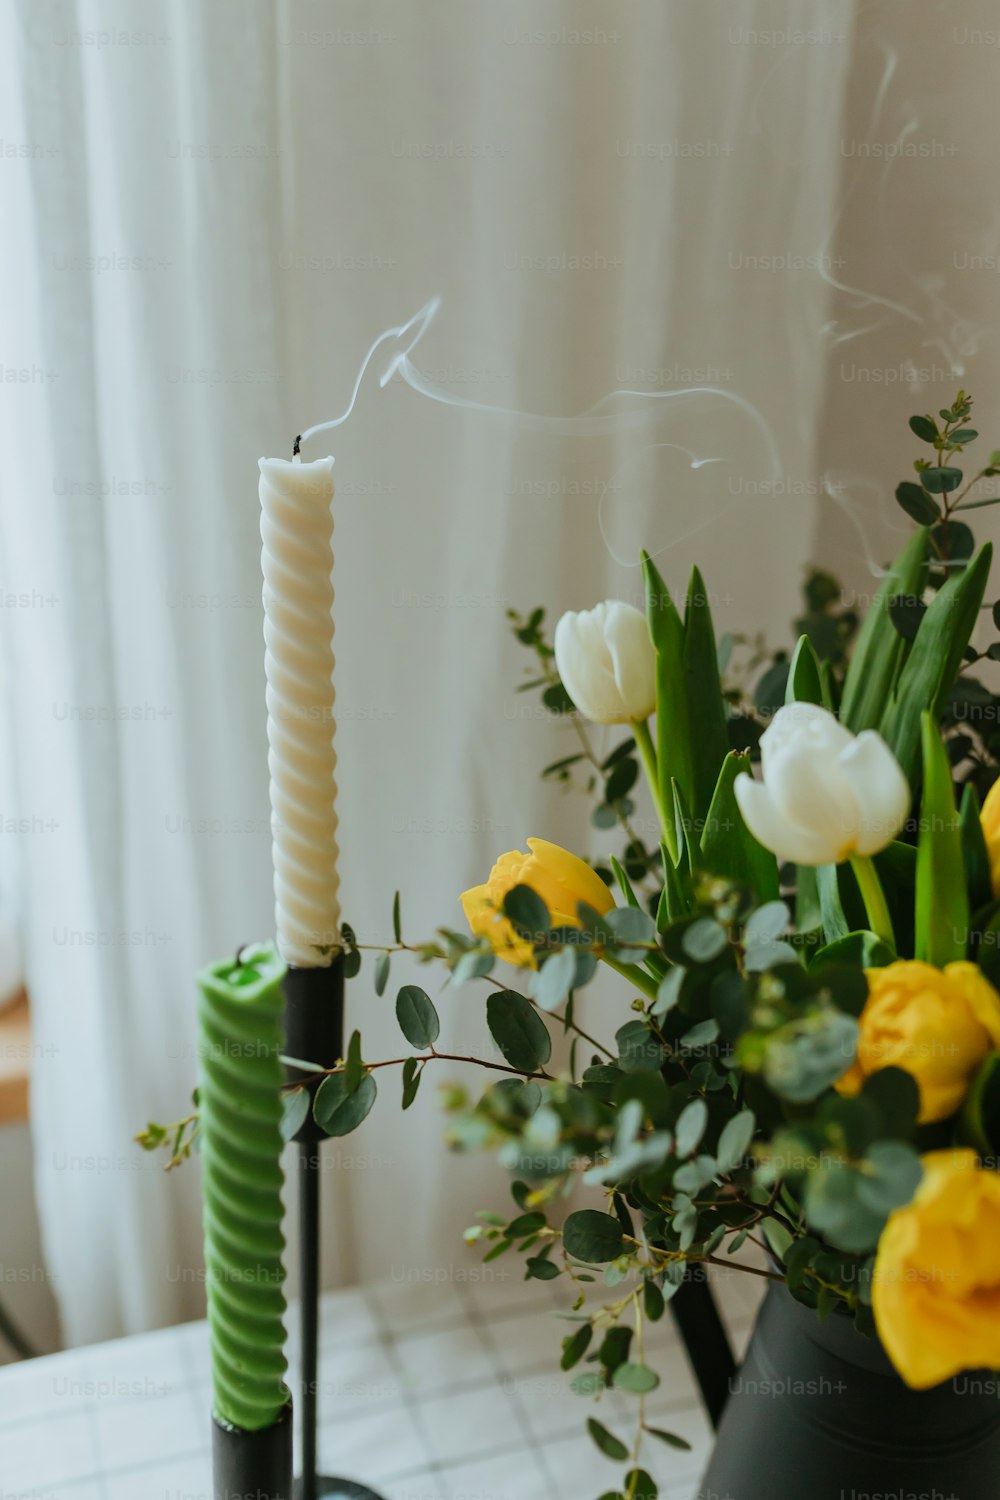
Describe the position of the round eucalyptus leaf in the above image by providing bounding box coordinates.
[280,1088,310,1142]
[674,1097,708,1158]
[487,990,552,1073]
[395,985,440,1049]
[682,918,728,963]
[563,1208,624,1264]
[532,947,577,1012]
[587,1418,628,1462]
[313,1071,377,1137]
[503,883,550,937]
[857,1141,923,1216]
[744,901,790,947]
[613,1363,660,1395]
[716,1108,755,1173]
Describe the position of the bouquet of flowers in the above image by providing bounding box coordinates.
[146,393,1000,1499]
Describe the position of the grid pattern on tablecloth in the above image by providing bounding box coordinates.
[0,1267,763,1500]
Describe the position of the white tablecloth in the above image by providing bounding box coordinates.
[0,1267,761,1499]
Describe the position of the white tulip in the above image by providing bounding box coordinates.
[734,703,910,866]
[554,601,657,724]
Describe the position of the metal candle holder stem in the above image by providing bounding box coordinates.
[283,959,386,1500]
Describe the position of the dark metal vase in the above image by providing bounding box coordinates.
[699,1285,1000,1500]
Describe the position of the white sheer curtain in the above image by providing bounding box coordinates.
[5,0,982,1345]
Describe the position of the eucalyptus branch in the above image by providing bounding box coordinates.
[733,1187,801,1243]
[693,1254,785,1283]
[803,1266,858,1309]
[355,936,632,1059]
[620,1232,784,1285]
[631,1287,646,1479]
[952,491,1000,513]
[135,1112,199,1171]
[286,1048,554,1087]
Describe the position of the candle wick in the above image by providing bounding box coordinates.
[234,943,249,968]
[292,434,302,458]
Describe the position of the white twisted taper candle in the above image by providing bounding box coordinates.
[259,455,341,967]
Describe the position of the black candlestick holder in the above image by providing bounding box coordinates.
[213,1404,293,1500]
[283,959,387,1500]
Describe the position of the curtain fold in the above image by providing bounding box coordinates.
[1,0,950,1343]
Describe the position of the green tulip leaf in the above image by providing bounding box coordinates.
[700,752,780,906]
[959,1052,1000,1156]
[880,542,992,788]
[658,836,691,927]
[785,633,825,707]
[683,565,731,820]
[609,854,641,909]
[816,863,850,944]
[960,782,993,915]
[915,713,968,965]
[840,528,928,733]
[671,778,699,884]
[642,551,691,859]
[810,931,894,973]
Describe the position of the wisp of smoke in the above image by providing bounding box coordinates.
[295,297,784,567]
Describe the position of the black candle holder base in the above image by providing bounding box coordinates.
[295,1480,386,1500]
[212,1404,293,1500]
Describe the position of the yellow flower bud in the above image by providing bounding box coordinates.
[836,960,1000,1123]
[981,777,1000,897]
[873,1150,1000,1388]
[460,838,615,968]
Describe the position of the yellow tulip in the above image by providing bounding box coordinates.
[460,838,615,967]
[981,777,1000,897]
[873,1150,1000,1389]
[836,960,1000,1123]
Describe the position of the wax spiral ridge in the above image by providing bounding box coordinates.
[259,456,341,966]
[198,944,289,1432]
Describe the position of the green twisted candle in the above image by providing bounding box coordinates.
[198,942,290,1431]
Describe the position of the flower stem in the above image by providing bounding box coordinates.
[848,853,896,952]
[634,717,676,862]
[602,953,660,1001]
